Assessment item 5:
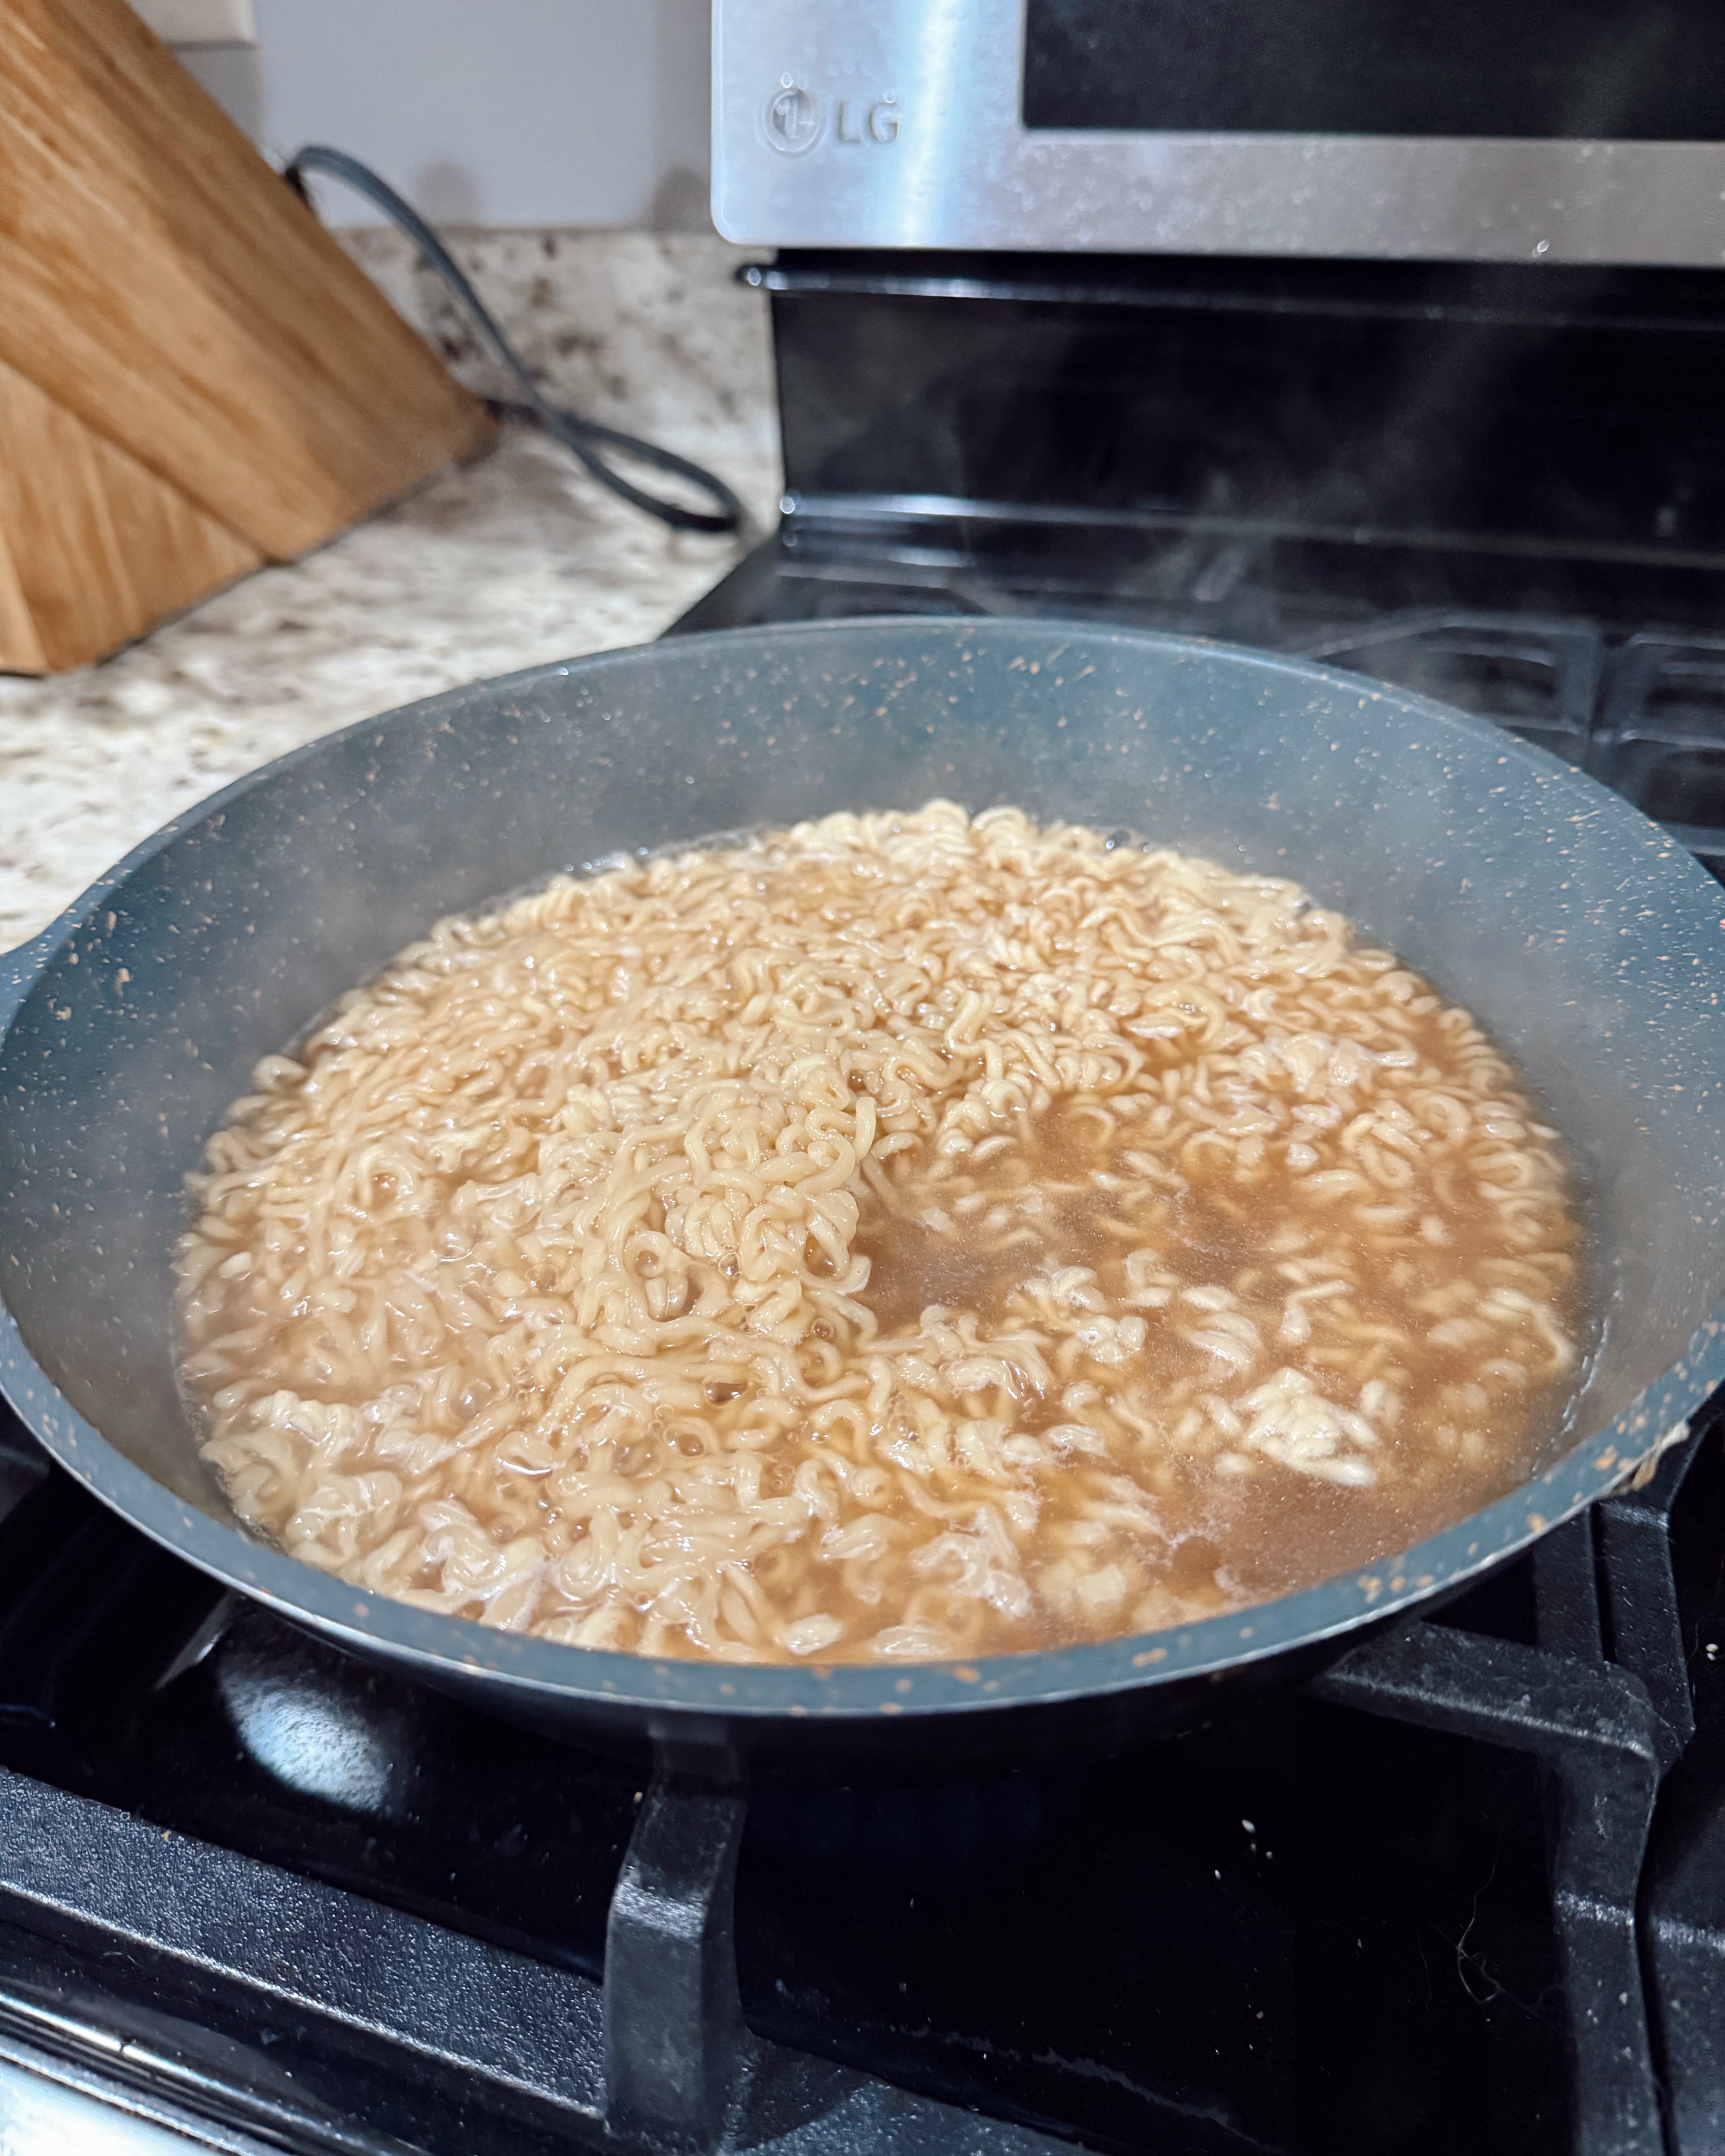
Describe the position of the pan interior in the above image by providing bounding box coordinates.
[3,621,1721,1588]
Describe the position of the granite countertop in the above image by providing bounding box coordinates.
[0,229,782,955]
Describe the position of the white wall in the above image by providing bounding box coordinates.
[178,0,712,229]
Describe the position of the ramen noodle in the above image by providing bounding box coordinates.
[175,804,1583,1664]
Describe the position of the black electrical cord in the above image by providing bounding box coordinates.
[283,144,747,537]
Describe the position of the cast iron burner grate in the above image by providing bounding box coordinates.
[0,1382,1722,2156]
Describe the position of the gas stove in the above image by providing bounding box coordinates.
[8,246,1725,2155]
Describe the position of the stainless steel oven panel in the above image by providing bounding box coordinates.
[712,0,1725,266]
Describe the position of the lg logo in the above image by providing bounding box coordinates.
[763,81,821,155]
[763,78,901,156]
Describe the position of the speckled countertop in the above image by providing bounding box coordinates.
[0,229,782,954]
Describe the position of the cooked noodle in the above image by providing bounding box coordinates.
[175,803,1583,1663]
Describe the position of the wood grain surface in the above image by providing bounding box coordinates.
[0,353,261,671]
[0,0,496,670]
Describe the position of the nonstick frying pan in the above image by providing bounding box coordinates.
[2,619,1722,1767]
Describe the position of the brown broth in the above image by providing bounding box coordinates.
[853,1080,1584,1624]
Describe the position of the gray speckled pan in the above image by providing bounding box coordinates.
[3,619,1723,1766]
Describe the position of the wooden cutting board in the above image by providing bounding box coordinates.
[0,0,496,673]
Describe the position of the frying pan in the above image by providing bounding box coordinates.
[2,618,1722,1768]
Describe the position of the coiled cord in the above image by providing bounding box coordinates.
[284,145,747,536]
